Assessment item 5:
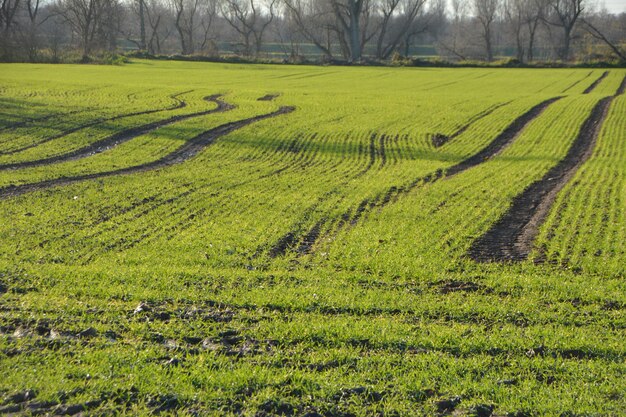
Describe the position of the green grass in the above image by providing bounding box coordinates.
[0,61,625,416]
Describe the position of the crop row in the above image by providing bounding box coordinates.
[317,92,616,273]
[536,94,626,274]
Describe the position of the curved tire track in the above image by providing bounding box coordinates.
[582,71,609,94]
[561,71,592,94]
[0,91,191,156]
[257,94,280,101]
[0,95,233,171]
[0,108,90,132]
[268,97,561,258]
[431,100,513,148]
[468,77,625,262]
[0,106,295,200]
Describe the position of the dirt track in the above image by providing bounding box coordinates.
[0,106,294,200]
[582,71,609,94]
[561,71,592,93]
[431,101,512,148]
[468,75,625,262]
[0,91,191,156]
[0,95,231,169]
[268,97,560,258]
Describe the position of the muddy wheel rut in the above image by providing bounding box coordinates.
[582,71,609,94]
[561,71,592,93]
[0,106,295,200]
[431,100,513,148]
[468,78,625,262]
[257,94,280,101]
[0,91,192,157]
[0,95,232,171]
[617,75,626,95]
[268,97,560,258]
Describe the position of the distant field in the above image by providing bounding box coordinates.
[1,61,625,416]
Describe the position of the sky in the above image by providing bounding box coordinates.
[600,0,626,14]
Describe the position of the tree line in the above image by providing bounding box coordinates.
[0,0,624,63]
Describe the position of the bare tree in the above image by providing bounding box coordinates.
[0,0,620,62]
[273,1,306,60]
[397,0,442,56]
[145,0,172,53]
[474,0,499,61]
[57,0,121,59]
[121,0,145,49]
[328,0,367,61]
[0,0,20,35]
[521,0,547,61]
[197,0,216,52]
[14,0,45,60]
[172,0,198,54]
[502,0,549,62]
[546,0,584,60]
[221,0,277,57]
[283,0,335,59]
[580,15,625,60]
[503,0,525,60]
[438,0,470,60]
[138,0,146,48]
[0,0,20,57]
[374,0,427,59]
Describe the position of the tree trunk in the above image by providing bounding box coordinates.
[139,0,146,50]
[527,19,538,62]
[485,26,492,61]
[349,0,361,61]
[561,26,571,60]
[515,29,524,61]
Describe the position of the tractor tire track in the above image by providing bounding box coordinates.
[354,133,381,178]
[0,95,233,171]
[0,106,295,200]
[265,130,396,258]
[616,75,626,95]
[431,101,513,148]
[561,71,593,93]
[268,97,561,258]
[257,94,280,101]
[0,86,107,132]
[0,91,192,156]
[468,77,625,262]
[0,108,91,132]
[266,189,338,258]
[582,71,609,94]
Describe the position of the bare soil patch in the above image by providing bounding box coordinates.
[257,94,280,101]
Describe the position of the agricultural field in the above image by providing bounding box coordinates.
[0,61,625,416]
